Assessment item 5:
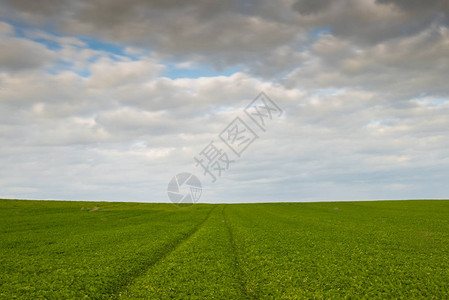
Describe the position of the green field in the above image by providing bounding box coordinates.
[1,199,448,299]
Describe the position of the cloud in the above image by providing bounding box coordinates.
[1,0,447,78]
[86,57,165,89]
[292,0,333,15]
[0,0,302,76]
[24,29,86,47]
[376,0,449,13]
[0,1,448,202]
[0,36,56,72]
[284,25,449,101]
[0,21,14,35]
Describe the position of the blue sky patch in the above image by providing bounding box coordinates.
[164,63,243,79]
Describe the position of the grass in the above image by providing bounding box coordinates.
[0,199,448,298]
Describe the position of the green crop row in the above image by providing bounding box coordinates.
[0,200,212,298]
[224,201,449,298]
[119,206,243,298]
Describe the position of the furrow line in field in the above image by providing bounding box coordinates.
[222,205,249,299]
[110,206,217,298]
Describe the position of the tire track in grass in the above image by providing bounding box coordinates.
[223,205,250,299]
[109,206,216,298]
[118,205,244,299]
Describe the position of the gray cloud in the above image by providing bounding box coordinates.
[292,0,333,15]
[284,25,449,101]
[376,0,449,13]
[0,37,55,71]
[1,0,447,78]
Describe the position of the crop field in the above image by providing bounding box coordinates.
[1,199,448,299]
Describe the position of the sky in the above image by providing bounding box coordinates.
[0,0,448,203]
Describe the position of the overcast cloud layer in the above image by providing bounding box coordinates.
[0,0,448,203]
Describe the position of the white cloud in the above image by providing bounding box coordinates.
[24,29,87,47]
[86,57,165,89]
[0,1,448,202]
